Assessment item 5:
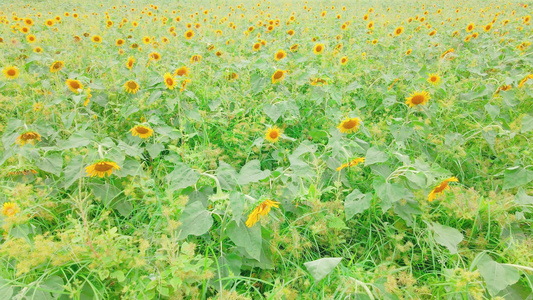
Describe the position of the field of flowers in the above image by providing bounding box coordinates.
[0,0,532,299]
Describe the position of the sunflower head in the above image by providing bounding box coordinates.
[3,66,19,80]
[124,80,140,94]
[271,69,286,84]
[394,26,404,36]
[85,160,120,178]
[337,118,361,134]
[163,73,177,90]
[50,61,65,73]
[91,35,102,43]
[405,91,430,108]
[130,125,154,138]
[66,79,83,93]
[16,131,41,146]
[274,49,287,61]
[126,56,135,70]
[290,44,299,52]
[265,126,282,142]
[190,55,202,63]
[427,73,441,85]
[253,42,261,51]
[185,29,194,39]
[313,43,325,55]
[2,202,20,217]
[175,66,189,77]
[340,56,348,65]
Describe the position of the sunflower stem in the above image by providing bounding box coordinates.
[201,172,223,194]
[97,144,104,160]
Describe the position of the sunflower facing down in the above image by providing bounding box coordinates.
[313,43,325,55]
[65,79,83,93]
[337,157,365,171]
[130,125,154,138]
[265,126,282,142]
[3,66,19,79]
[124,80,140,94]
[245,199,280,227]
[428,177,459,202]
[405,91,430,108]
[427,73,441,85]
[190,55,202,63]
[2,202,20,217]
[163,73,177,90]
[16,131,41,146]
[85,160,120,178]
[337,117,361,134]
[50,61,64,73]
[271,70,286,84]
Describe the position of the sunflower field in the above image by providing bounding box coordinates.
[0,0,532,299]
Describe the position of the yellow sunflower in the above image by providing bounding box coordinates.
[91,35,102,43]
[175,66,189,77]
[483,23,492,32]
[466,23,475,32]
[124,80,140,94]
[253,42,261,51]
[337,118,361,134]
[85,160,120,178]
[340,56,348,65]
[265,126,282,142]
[130,125,154,139]
[116,39,125,46]
[428,177,458,202]
[2,202,19,217]
[163,73,177,90]
[184,29,194,39]
[274,49,287,61]
[271,69,286,84]
[3,66,19,80]
[16,131,41,146]
[337,157,365,171]
[394,26,404,36]
[405,91,430,107]
[50,61,64,73]
[313,43,325,55]
[34,47,43,53]
[26,34,36,43]
[149,52,161,61]
[65,79,83,93]
[190,55,202,63]
[290,44,299,52]
[406,48,412,55]
[427,73,441,85]
[126,56,135,70]
[245,199,280,227]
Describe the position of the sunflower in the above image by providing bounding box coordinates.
[142,36,151,44]
[394,26,404,36]
[130,125,154,138]
[84,88,92,106]
[34,47,43,53]
[367,21,374,30]
[287,29,295,36]
[406,48,412,55]
[427,73,441,85]
[290,44,299,52]
[428,177,458,202]
[371,39,378,45]
[253,42,261,51]
[175,66,189,77]
[518,75,533,88]
[50,61,64,73]
[313,43,325,55]
[16,131,41,146]
[126,56,135,70]
[265,126,282,142]
[24,18,34,26]
[405,91,430,107]
[464,35,472,42]
[26,34,36,43]
[45,19,55,26]
[190,55,202,63]
[2,202,19,217]
[337,118,361,134]
[124,80,140,94]
[483,23,492,32]
[310,78,328,86]
[149,52,161,61]
[163,73,177,90]
[116,39,125,46]
[441,48,454,59]
[184,29,194,39]
[274,49,287,61]
[472,32,479,39]
[337,157,365,171]
[466,23,475,32]
[340,56,348,65]
[66,79,83,93]
[429,30,437,36]
[91,35,102,43]
[271,69,286,84]
[180,79,191,92]
[3,66,19,80]
[85,160,120,178]
[226,72,239,81]
[245,199,280,227]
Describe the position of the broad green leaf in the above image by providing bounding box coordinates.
[229,192,245,222]
[251,73,268,94]
[0,278,13,300]
[365,147,388,166]
[226,220,262,260]
[304,257,342,281]
[373,177,413,212]
[166,163,200,191]
[238,160,270,185]
[477,254,520,296]
[111,270,126,283]
[36,152,63,176]
[327,216,348,230]
[514,188,533,205]
[89,182,121,206]
[41,275,64,299]
[146,143,165,158]
[177,201,213,240]
[393,200,422,227]
[429,222,463,254]
[217,161,239,190]
[344,189,372,220]
[263,103,282,122]
[521,115,533,133]
[62,156,84,188]
[503,166,533,189]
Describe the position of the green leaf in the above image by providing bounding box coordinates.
[477,254,520,296]
[0,278,13,300]
[238,160,270,185]
[514,188,533,205]
[89,182,121,206]
[217,161,239,190]
[146,143,165,158]
[62,156,84,188]
[251,73,268,94]
[521,115,533,133]
[344,189,372,220]
[327,216,348,230]
[36,152,63,176]
[365,146,388,166]
[226,220,262,260]
[229,192,245,222]
[373,177,413,212]
[111,270,126,283]
[503,166,533,189]
[177,201,213,240]
[428,222,463,254]
[303,257,342,281]
[393,200,422,227]
[263,103,282,122]
[166,163,200,191]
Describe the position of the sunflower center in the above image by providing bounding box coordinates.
[94,162,114,172]
[166,78,174,85]
[343,120,357,129]
[273,71,283,79]
[433,182,448,193]
[431,76,437,82]
[269,131,279,139]
[135,126,149,134]
[411,95,425,104]
[53,63,62,69]
[277,53,284,59]
[316,46,322,52]
[127,81,138,89]
[22,132,38,140]
[396,29,401,34]
[7,69,16,76]
[70,81,80,89]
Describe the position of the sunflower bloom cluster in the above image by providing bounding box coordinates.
[245,199,280,227]
[85,160,120,178]
[337,157,365,171]
[428,177,459,202]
